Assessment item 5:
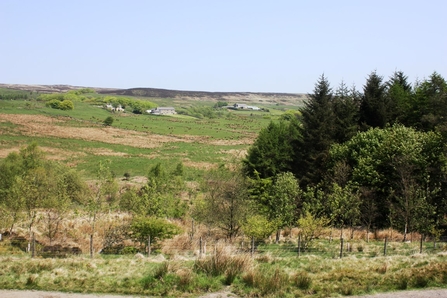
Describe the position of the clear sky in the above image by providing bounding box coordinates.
[1,0,446,93]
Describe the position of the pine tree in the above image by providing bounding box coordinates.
[359,71,390,129]
[386,71,413,125]
[297,74,336,187]
[332,81,360,143]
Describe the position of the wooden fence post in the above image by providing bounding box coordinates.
[297,234,301,257]
[148,235,151,257]
[90,234,93,259]
[199,237,203,259]
[340,237,344,258]
[383,237,388,256]
[420,234,423,254]
[251,236,254,257]
[31,233,35,258]
[190,219,194,241]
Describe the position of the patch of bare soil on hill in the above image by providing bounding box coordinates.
[0,114,186,148]
[0,114,252,154]
[1,114,252,146]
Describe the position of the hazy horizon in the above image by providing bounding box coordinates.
[1,0,446,93]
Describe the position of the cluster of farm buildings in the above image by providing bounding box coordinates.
[105,103,261,115]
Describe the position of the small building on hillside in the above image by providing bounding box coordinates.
[105,104,125,112]
[232,103,261,110]
[148,107,176,115]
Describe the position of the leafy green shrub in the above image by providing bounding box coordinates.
[45,99,74,110]
[130,217,182,247]
[59,99,74,110]
[121,246,138,254]
[103,116,114,126]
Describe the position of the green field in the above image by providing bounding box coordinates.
[0,95,297,178]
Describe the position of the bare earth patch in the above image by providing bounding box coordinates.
[0,114,253,150]
[183,160,217,170]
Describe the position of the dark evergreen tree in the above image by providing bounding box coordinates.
[332,82,360,143]
[359,71,390,129]
[413,72,447,136]
[243,118,300,179]
[297,74,336,187]
[386,71,413,125]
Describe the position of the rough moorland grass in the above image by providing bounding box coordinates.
[2,239,447,297]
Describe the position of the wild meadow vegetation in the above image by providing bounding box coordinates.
[1,70,447,297]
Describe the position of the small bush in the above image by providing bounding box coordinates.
[121,246,138,255]
[412,274,430,288]
[103,116,114,126]
[193,243,252,279]
[242,266,289,295]
[293,271,312,290]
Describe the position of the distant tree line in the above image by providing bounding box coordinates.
[0,88,34,100]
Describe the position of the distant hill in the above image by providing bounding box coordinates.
[0,84,307,105]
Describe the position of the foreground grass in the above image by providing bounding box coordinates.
[2,240,447,297]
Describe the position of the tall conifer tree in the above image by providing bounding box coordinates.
[297,74,335,186]
[359,71,389,129]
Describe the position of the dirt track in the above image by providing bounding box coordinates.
[1,289,447,298]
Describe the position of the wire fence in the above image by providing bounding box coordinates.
[2,231,447,259]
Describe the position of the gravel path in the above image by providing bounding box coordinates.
[1,289,447,298]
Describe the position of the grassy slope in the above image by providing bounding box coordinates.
[0,97,292,178]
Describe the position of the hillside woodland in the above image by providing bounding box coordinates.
[1,70,447,248]
[1,70,447,297]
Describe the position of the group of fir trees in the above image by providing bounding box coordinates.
[243,71,447,237]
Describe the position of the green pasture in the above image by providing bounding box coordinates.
[0,97,292,178]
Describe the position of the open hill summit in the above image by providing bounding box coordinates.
[0,83,307,105]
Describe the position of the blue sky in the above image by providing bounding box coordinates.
[1,0,446,93]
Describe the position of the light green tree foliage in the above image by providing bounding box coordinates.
[119,162,186,218]
[0,151,25,232]
[130,216,181,247]
[87,160,118,242]
[242,214,276,241]
[328,183,361,238]
[297,211,329,250]
[0,143,89,241]
[330,124,447,232]
[389,156,438,240]
[109,97,156,114]
[46,99,74,110]
[248,171,300,242]
[192,166,249,240]
[39,164,73,244]
[301,185,328,218]
[268,172,300,232]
